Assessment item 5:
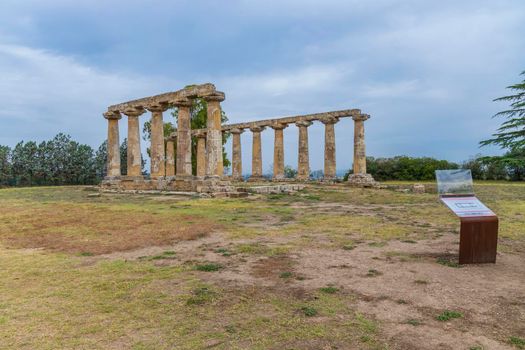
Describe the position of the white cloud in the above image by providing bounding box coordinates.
[0,43,174,147]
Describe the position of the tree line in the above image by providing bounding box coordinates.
[0,133,139,187]
[344,153,524,182]
[1,134,523,187]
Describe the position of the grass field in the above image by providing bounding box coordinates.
[0,182,524,349]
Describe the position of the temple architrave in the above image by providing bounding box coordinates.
[101,83,376,194]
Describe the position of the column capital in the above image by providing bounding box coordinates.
[194,130,207,139]
[319,116,339,125]
[173,97,192,108]
[202,91,225,102]
[249,125,266,133]
[230,128,244,134]
[103,111,122,120]
[122,107,145,117]
[270,123,288,130]
[295,120,313,128]
[352,114,370,122]
[146,103,169,113]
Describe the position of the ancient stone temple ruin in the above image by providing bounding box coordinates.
[101,83,375,193]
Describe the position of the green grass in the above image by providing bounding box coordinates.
[436,310,463,321]
[436,257,461,268]
[235,242,291,256]
[319,286,339,294]
[186,286,218,305]
[279,271,293,279]
[406,319,422,326]
[300,306,318,317]
[510,336,525,349]
[194,263,222,272]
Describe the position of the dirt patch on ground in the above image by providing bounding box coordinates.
[189,231,525,349]
[0,203,218,255]
[251,255,296,280]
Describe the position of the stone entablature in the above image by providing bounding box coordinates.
[107,83,222,112]
[190,109,363,135]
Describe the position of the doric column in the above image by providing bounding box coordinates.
[195,130,207,178]
[122,107,145,177]
[146,103,168,178]
[103,111,122,178]
[173,97,193,178]
[230,128,244,181]
[271,123,288,180]
[295,121,312,181]
[352,114,369,174]
[249,126,265,181]
[165,133,176,177]
[217,131,225,177]
[321,116,339,180]
[203,92,226,178]
[348,114,376,186]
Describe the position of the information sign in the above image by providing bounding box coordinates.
[440,196,496,218]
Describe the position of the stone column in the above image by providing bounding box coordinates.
[195,131,207,178]
[217,131,225,177]
[249,126,265,181]
[147,104,168,178]
[348,114,376,186]
[174,97,193,178]
[122,107,145,178]
[165,134,176,177]
[203,92,225,178]
[103,111,122,178]
[321,116,339,180]
[272,123,288,180]
[352,115,369,174]
[295,121,312,181]
[230,128,244,181]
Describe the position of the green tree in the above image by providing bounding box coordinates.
[344,156,459,181]
[142,97,230,175]
[0,145,11,186]
[94,140,108,179]
[284,165,298,179]
[120,138,128,176]
[481,71,525,151]
[11,141,39,186]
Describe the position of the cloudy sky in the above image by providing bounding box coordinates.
[1,0,524,173]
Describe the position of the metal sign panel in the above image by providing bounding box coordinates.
[440,196,496,218]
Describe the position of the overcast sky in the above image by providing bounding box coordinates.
[1,0,524,173]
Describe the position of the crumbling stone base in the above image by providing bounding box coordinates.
[243,184,306,194]
[347,173,378,188]
[101,176,240,196]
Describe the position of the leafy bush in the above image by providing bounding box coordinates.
[345,156,459,181]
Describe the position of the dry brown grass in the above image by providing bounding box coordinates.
[0,203,218,255]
